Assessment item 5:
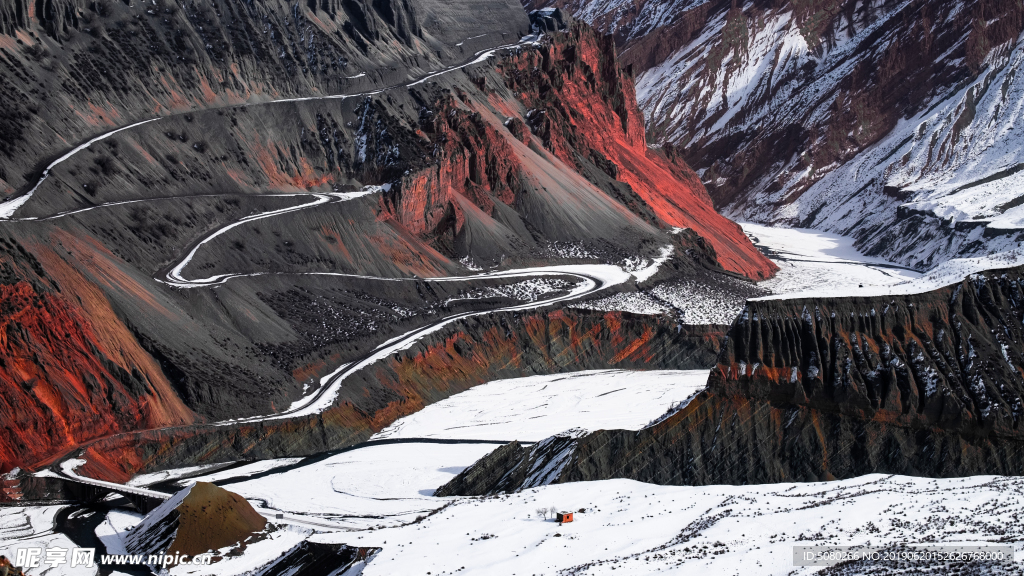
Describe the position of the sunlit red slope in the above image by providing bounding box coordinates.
[0,242,193,472]
[499,23,778,279]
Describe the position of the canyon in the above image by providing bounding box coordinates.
[0,0,771,480]
[2,0,1024,574]
[440,264,1024,495]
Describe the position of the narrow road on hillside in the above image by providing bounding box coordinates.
[0,36,538,220]
[2,31,679,481]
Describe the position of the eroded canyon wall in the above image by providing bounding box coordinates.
[52,309,725,484]
[530,0,1024,270]
[439,266,1024,495]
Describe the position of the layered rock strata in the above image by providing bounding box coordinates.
[66,309,726,483]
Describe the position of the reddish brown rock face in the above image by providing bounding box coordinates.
[65,310,725,482]
[530,0,1024,268]
[0,278,193,472]
[369,23,775,279]
[495,23,777,279]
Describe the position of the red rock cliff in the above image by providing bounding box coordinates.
[499,23,777,279]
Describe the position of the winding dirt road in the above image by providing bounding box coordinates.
[0,31,678,482]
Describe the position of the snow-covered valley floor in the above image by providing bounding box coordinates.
[10,232,1024,575]
[573,223,936,324]
[0,506,96,576]
[330,474,1024,575]
[8,365,1024,575]
[173,370,709,533]
[50,370,712,571]
[741,223,922,298]
[371,370,710,442]
[744,222,1024,300]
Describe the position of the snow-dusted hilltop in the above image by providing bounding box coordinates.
[124,482,267,561]
[531,0,1024,270]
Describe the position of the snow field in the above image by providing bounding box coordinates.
[191,443,499,530]
[56,363,1024,575]
[742,223,922,299]
[324,474,1024,575]
[0,506,97,576]
[373,370,712,442]
[572,291,671,316]
[125,370,711,532]
[744,222,1024,300]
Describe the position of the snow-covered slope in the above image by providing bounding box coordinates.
[766,39,1024,269]
[538,0,1024,272]
[92,472,1024,575]
[339,474,1024,575]
[0,506,97,576]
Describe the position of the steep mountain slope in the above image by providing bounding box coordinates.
[0,0,530,196]
[0,2,773,476]
[0,234,194,472]
[499,20,777,277]
[530,0,1024,270]
[440,265,1024,494]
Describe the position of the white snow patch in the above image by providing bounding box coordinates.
[742,223,924,299]
[574,292,670,315]
[0,506,98,576]
[373,369,710,441]
[202,443,498,531]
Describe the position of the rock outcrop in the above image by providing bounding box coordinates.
[0,236,193,473]
[252,542,378,576]
[438,266,1024,495]
[0,555,27,576]
[66,309,726,483]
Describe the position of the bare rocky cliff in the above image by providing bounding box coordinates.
[438,266,1024,495]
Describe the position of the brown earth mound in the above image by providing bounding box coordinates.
[168,482,267,557]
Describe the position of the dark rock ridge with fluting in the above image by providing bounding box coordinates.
[528,0,1024,270]
[438,266,1024,496]
[0,2,773,477]
[250,542,379,576]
